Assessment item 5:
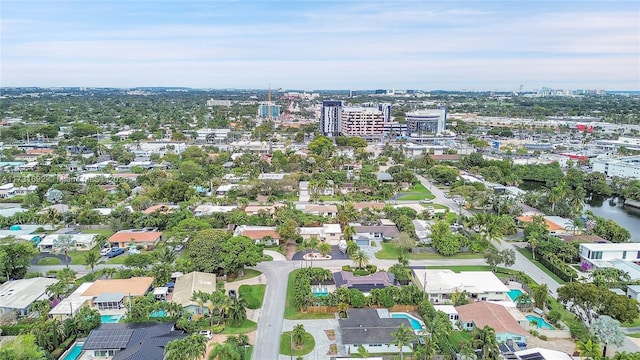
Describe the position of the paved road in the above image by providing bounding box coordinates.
[252,261,297,360]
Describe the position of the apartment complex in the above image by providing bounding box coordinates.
[321,100,343,137]
[592,155,640,179]
[341,107,385,138]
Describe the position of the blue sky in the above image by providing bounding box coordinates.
[1,1,639,90]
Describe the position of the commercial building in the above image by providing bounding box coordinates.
[257,102,280,119]
[592,155,640,179]
[406,109,447,135]
[321,100,343,137]
[341,107,385,139]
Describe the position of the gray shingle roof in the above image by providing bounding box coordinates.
[339,308,413,345]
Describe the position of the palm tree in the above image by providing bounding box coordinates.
[391,323,415,360]
[548,185,564,214]
[165,334,207,360]
[190,291,207,317]
[318,242,331,257]
[393,232,414,255]
[155,246,177,264]
[526,230,540,260]
[84,250,101,273]
[53,235,76,268]
[209,343,241,360]
[342,225,356,241]
[227,297,248,326]
[103,267,117,279]
[591,315,625,358]
[472,325,500,360]
[575,339,601,360]
[352,249,370,269]
[292,324,306,347]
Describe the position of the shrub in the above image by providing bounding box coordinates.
[212,324,225,333]
[341,265,352,272]
[353,270,370,276]
[539,335,548,341]
[546,309,561,324]
[366,264,377,273]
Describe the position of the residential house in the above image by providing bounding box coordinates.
[0,183,16,198]
[0,277,58,316]
[142,204,179,215]
[412,269,510,303]
[627,285,640,301]
[579,243,640,269]
[193,204,236,217]
[516,215,581,235]
[299,224,342,245]
[257,173,288,180]
[376,172,394,182]
[430,154,462,162]
[48,282,94,319]
[234,225,281,245]
[243,204,285,216]
[38,233,98,252]
[82,322,186,359]
[85,160,116,171]
[352,223,400,246]
[300,204,338,218]
[299,180,335,197]
[171,271,217,315]
[433,305,459,324]
[514,347,574,360]
[108,229,163,249]
[351,202,386,212]
[456,302,529,344]
[216,184,239,195]
[82,277,154,311]
[339,308,413,354]
[13,185,37,196]
[333,271,396,292]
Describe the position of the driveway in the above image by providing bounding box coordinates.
[291,246,350,261]
[30,253,70,266]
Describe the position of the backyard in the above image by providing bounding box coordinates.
[398,183,436,200]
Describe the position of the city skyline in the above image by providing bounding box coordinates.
[1,1,639,90]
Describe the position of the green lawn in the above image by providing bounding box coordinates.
[238,284,266,309]
[448,330,472,348]
[68,249,99,265]
[628,333,640,338]
[222,319,257,334]
[548,297,589,340]
[103,253,130,264]
[398,183,436,200]
[228,269,262,282]
[261,254,273,262]
[284,270,334,320]
[622,317,640,328]
[38,257,61,265]
[516,248,566,284]
[81,228,114,237]
[279,331,315,356]
[375,242,483,260]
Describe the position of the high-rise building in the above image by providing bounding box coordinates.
[406,108,447,135]
[378,103,392,122]
[341,107,385,138]
[257,103,280,119]
[321,100,343,137]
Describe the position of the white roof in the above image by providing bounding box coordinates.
[0,277,58,310]
[515,347,573,360]
[39,233,97,246]
[216,184,239,192]
[258,173,287,180]
[413,269,509,294]
[323,224,342,233]
[433,305,457,314]
[299,227,323,236]
[49,282,94,316]
[581,243,640,252]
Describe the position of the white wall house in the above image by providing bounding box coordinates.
[412,269,510,304]
[579,243,640,269]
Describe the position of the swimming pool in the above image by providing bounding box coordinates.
[101,314,123,323]
[526,315,554,330]
[312,287,328,297]
[150,310,167,318]
[60,342,83,360]
[508,289,524,301]
[391,312,424,331]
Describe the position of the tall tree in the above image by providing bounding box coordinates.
[352,249,370,269]
[53,235,76,268]
[472,325,500,360]
[391,323,415,360]
[84,249,101,273]
[591,315,625,358]
[575,339,601,360]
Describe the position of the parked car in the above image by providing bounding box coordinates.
[228,289,237,298]
[420,199,433,204]
[100,247,111,256]
[106,248,125,258]
[128,247,140,254]
[196,330,213,340]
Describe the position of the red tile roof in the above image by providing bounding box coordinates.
[456,302,529,336]
[241,230,280,240]
[108,231,163,243]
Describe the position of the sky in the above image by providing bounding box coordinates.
[1,1,639,91]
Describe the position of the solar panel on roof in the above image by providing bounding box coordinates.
[519,352,545,360]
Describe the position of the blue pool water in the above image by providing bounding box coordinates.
[526,315,554,330]
[312,287,328,297]
[150,310,167,317]
[61,343,83,360]
[391,313,424,331]
[101,314,123,323]
[508,289,524,301]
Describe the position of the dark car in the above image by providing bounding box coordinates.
[228,289,237,298]
[106,247,125,258]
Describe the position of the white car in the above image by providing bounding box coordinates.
[197,330,213,340]
[420,199,433,204]
[100,248,111,256]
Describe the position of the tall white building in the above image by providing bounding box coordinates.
[321,100,343,137]
[206,99,232,107]
[406,108,447,135]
